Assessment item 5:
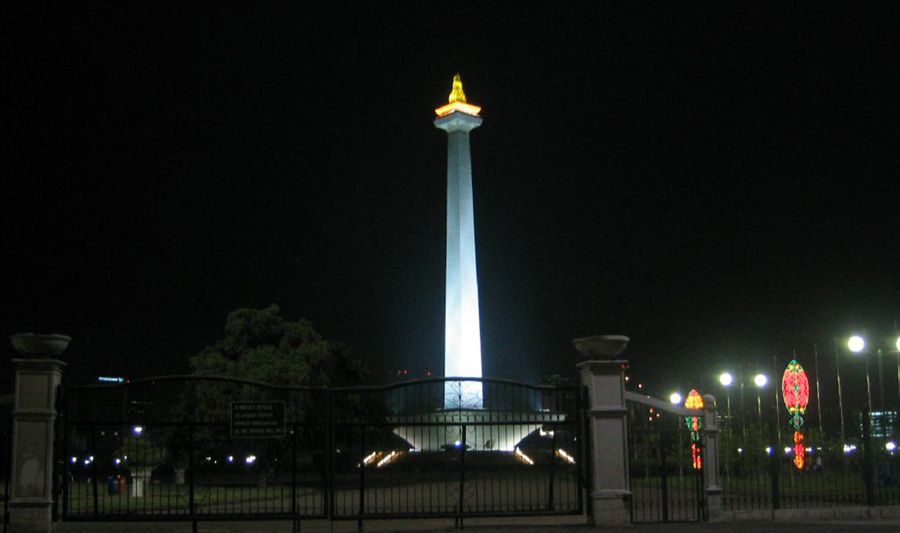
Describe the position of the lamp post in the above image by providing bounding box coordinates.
[848,335,874,415]
[834,337,847,446]
[719,372,733,427]
[754,373,768,427]
[896,335,900,401]
[813,343,824,438]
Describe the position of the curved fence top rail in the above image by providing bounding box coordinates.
[65,374,576,393]
[625,391,696,417]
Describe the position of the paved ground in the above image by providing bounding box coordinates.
[53,517,900,533]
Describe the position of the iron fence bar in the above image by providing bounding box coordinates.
[189,422,197,533]
[768,416,780,510]
[290,423,297,530]
[61,391,70,520]
[697,451,706,521]
[548,421,557,511]
[581,386,591,520]
[659,430,669,523]
[862,407,875,507]
[89,425,98,517]
[357,426,365,532]
[457,423,467,529]
[3,412,11,533]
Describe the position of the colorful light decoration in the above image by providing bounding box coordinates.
[684,389,704,470]
[782,359,810,470]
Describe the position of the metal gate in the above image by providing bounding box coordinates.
[58,376,582,527]
[1,405,11,533]
[627,400,706,523]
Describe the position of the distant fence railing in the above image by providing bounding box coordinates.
[720,408,899,511]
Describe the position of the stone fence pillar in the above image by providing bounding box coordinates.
[9,358,65,532]
[702,393,723,520]
[8,334,69,533]
[577,359,631,525]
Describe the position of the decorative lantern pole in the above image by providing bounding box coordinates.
[782,360,810,470]
[684,389,704,470]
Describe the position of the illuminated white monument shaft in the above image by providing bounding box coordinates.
[435,75,483,409]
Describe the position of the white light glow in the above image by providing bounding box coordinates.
[132,426,144,436]
[719,372,733,387]
[245,455,256,465]
[514,447,534,466]
[886,441,897,452]
[669,392,682,404]
[377,451,401,468]
[226,455,234,463]
[896,336,900,352]
[784,447,792,455]
[754,374,767,388]
[556,448,576,464]
[70,456,77,464]
[362,451,379,466]
[843,444,857,454]
[848,335,865,353]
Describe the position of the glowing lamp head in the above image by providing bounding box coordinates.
[848,335,865,353]
[886,441,897,452]
[669,392,683,405]
[719,372,733,387]
[895,336,900,352]
[754,374,767,388]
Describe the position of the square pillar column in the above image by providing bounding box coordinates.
[577,359,631,525]
[702,393,723,520]
[9,358,66,533]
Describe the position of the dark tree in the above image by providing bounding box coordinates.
[190,304,366,387]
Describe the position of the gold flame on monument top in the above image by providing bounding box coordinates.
[435,73,482,117]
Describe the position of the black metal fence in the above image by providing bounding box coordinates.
[1,406,11,533]
[721,408,899,511]
[58,376,582,526]
[627,402,706,523]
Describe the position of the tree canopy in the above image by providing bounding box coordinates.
[190,304,366,387]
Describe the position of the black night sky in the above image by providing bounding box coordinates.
[3,4,898,416]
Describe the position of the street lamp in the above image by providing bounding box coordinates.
[887,334,900,410]
[669,392,683,405]
[754,373,768,388]
[753,373,767,426]
[833,337,847,446]
[848,335,874,414]
[719,372,734,427]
